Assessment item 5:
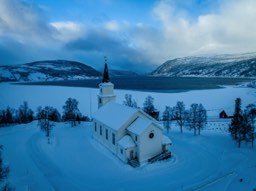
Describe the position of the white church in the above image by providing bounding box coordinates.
[92,63,172,167]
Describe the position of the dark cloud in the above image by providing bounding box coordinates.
[65,29,154,73]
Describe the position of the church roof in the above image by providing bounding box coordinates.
[162,135,172,145]
[118,135,136,148]
[93,102,138,130]
[127,117,153,135]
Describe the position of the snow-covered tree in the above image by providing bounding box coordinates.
[162,106,173,133]
[174,101,186,133]
[143,95,159,120]
[62,98,81,127]
[123,94,138,108]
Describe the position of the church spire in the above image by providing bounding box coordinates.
[102,56,110,83]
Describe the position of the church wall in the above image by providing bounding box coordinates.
[138,124,162,163]
[93,120,118,154]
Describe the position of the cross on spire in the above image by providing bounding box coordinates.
[102,56,110,83]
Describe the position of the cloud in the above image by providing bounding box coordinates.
[0,0,54,45]
[148,0,256,61]
[51,21,87,42]
[0,0,256,73]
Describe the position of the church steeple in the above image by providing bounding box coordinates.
[102,56,110,83]
[97,56,116,108]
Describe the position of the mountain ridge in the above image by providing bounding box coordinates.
[151,52,256,78]
[0,60,102,82]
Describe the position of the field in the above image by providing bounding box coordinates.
[0,82,256,191]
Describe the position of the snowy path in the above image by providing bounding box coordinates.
[26,131,82,191]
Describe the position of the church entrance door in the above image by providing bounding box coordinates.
[130,150,134,160]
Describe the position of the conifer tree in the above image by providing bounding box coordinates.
[229,98,244,147]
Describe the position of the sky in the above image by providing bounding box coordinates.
[0,0,256,73]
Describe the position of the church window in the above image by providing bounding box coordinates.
[100,126,102,135]
[94,123,97,132]
[120,149,123,154]
[112,133,115,145]
[106,129,108,140]
[135,136,137,142]
[99,98,102,104]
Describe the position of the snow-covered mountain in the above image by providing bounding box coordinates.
[0,60,102,82]
[151,53,256,78]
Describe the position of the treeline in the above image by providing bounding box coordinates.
[162,101,207,136]
[0,98,89,126]
[124,94,207,136]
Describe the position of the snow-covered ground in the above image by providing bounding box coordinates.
[0,83,256,191]
[0,83,255,117]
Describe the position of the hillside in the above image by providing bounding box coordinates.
[0,60,102,82]
[151,53,256,78]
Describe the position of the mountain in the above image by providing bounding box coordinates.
[0,60,102,82]
[151,53,256,78]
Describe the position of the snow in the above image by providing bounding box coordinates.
[0,83,256,190]
[1,121,256,191]
[162,135,172,145]
[127,117,153,135]
[93,102,138,130]
[118,135,136,148]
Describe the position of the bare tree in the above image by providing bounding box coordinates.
[63,98,81,127]
[197,104,207,135]
[188,103,198,136]
[37,106,56,143]
[174,101,186,133]
[162,106,173,133]
[143,95,159,120]
[123,94,138,108]
[18,101,33,123]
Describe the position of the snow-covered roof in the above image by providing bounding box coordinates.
[162,135,172,145]
[92,102,138,130]
[118,135,136,149]
[127,117,152,135]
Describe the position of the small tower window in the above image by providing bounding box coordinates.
[99,98,102,104]
[106,129,108,140]
[112,133,115,145]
